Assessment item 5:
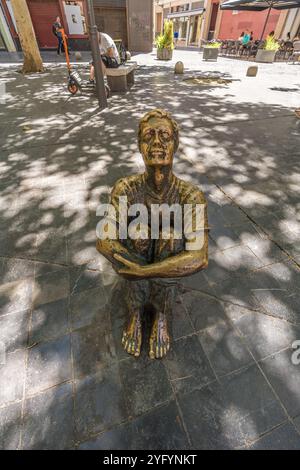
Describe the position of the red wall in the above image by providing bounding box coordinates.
[218,10,281,41]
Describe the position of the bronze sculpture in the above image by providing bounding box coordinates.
[96,109,208,359]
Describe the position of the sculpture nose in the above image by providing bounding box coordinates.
[152,130,165,147]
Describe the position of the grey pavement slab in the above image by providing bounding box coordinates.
[247,422,300,450]
[178,364,286,449]
[22,382,74,450]
[74,364,127,441]
[29,298,69,345]
[260,348,300,418]
[78,400,189,450]
[233,311,300,361]
[26,334,72,395]
[0,350,26,406]
[0,51,299,449]
[120,356,173,417]
[0,402,22,450]
[163,334,216,395]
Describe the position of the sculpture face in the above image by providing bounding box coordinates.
[140,117,175,168]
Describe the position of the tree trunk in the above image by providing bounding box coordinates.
[10,0,44,73]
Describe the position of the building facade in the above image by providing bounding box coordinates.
[155,0,298,45]
[155,0,205,47]
[0,0,154,52]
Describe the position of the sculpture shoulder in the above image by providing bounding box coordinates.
[111,174,145,199]
[175,177,207,205]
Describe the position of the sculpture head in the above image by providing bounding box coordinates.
[138,109,179,169]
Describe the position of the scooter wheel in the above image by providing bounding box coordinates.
[105,85,110,98]
[68,83,79,95]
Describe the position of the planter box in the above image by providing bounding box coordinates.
[203,47,219,61]
[157,48,173,61]
[256,49,277,63]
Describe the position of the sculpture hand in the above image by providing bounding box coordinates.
[113,253,148,279]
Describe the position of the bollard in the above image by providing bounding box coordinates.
[174,61,184,74]
[246,66,258,77]
[75,51,82,61]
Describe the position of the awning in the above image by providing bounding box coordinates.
[167,8,204,19]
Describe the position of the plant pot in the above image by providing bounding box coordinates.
[203,47,219,61]
[157,48,173,61]
[256,49,276,63]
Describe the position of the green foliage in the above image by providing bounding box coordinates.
[204,41,222,49]
[155,20,174,50]
[264,35,280,51]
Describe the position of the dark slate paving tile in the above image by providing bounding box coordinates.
[247,423,300,450]
[0,278,33,317]
[179,270,213,293]
[0,402,22,450]
[29,298,69,345]
[120,356,173,417]
[69,267,103,296]
[26,334,72,395]
[23,383,74,450]
[34,262,66,278]
[242,235,288,266]
[253,288,300,325]
[0,309,29,353]
[263,261,300,293]
[181,291,227,332]
[209,225,240,251]
[72,325,116,379]
[78,422,136,450]
[70,287,110,330]
[178,364,286,449]
[213,275,259,311]
[294,415,300,433]
[164,335,216,395]
[199,322,253,377]
[78,401,189,451]
[171,296,194,341]
[234,311,300,360]
[0,257,35,284]
[0,230,37,260]
[203,256,233,286]
[133,400,189,450]
[220,245,264,275]
[75,364,127,440]
[219,204,249,227]
[260,348,300,418]
[34,232,67,264]
[0,350,25,406]
[33,268,69,307]
[223,303,256,323]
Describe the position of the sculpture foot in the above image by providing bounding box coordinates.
[149,312,170,359]
[122,310,142,357]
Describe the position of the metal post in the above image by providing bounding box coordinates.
[87,0,108,109]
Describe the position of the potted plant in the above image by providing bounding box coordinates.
[202,41,222,61]
[156,20,174,61]
[256,35,280,63]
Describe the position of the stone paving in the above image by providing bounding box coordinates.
[0,49,300,450]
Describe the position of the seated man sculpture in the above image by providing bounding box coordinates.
[96,109,208,359]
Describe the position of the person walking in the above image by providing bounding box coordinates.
[52,16,63,55]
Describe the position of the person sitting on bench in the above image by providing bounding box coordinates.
[90,32,120,82]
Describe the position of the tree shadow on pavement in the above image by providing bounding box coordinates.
[0,63,300,450]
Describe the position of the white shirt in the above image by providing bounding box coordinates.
[99,33,120,64]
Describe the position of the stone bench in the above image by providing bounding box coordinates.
[105,62,137,92]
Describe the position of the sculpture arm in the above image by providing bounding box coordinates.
[140,246,208,279]
[96,238,147,267]
[115,232,208,280]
